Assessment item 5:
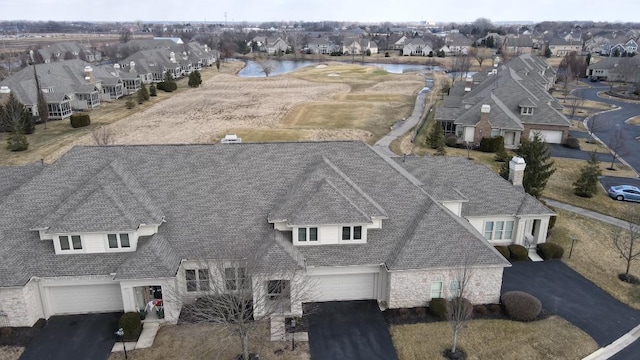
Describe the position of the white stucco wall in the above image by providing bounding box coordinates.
[387,267,504,308]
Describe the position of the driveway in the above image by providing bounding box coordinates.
[20,312,121,360]
[574,84,640,173]
[548,143,617,163]
[502,261,640,347]
[306,300,398,360]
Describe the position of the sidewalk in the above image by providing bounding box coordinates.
[542,198,633,229]
[583,324,640,360]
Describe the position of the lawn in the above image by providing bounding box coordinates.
[548,210,640,309]
[108,322,309,360]
[0,347,23,360]
[627,116,640,125]
[391,316,598,360]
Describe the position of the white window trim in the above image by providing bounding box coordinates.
[430,280,443,299]
[224,267,249,292]
[520,106,534,116]
[57,235,83,253]
[483,220,515,241]
[450,280,461,297]
[107,233,131,250]
[296,226,319,244]
[185,268,210,293]
[340,225,365,243]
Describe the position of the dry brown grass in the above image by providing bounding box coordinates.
[0,346,23,360]
[108,322,309,360]
[626,116,640,125]
[391,316,598,360]
[549,210,640,309]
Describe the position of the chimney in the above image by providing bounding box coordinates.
[0,86,10,94]
[84,65,95,83]
[508,156,526,186]
[130,61,136,72]
[464,76,472,92]
[169,51,176,63]
[480,104,491,123]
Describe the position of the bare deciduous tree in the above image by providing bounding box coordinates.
[175,243,313,360]
[608,125,628,170]
[92,126,114,145]
[469,47,492,68]
[613,211,640,281]
[585,113,609,143]
[446,254,473,357]
[255,57,276,77]
[565,95,584,121]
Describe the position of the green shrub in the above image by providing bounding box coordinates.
[565,136,580,149]
[429,298,447,320]
[125,98,135,109]
[548,215,557,230]
[495,245,510,259]
[70,114,90,128]
[149,83,157,97]
[6,131,28,151]
[537,243,564,259]
[118,312,142,341]
[508,244,529,261]
[445,134,458,147]
[501,291,542,321]
[479,136,504,153]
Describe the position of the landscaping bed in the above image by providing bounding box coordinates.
[0,319,45,347]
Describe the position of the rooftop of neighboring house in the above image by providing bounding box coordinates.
[588,56,640,70]
[504,35,534,48]
[0,141,510,287]
[436,54,570,129]
[548,37,582,46]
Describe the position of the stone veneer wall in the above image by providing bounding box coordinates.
[0,280,43,327]
[388,267,504,309]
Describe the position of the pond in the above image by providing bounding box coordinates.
[237,59,442,77]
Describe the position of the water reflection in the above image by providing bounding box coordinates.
[237,59,442,77]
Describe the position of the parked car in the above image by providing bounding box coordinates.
[608,185,640,202]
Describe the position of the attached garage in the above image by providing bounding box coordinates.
[309,272,378,302]
[529,130,563,144]
[45,283,124,315]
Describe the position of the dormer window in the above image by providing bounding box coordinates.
[342,226,362,240]
[298,227,318,242]
[521,106,534,115]
[107,233,131,249]
[59,235,82,251]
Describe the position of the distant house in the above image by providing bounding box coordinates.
[0,59,125,120]
[446,35,473,55]
[587,57,640,81]
[402,39,433,56]
[36,42,101,63]
[435,54,570,147]
[306,38,338,54]
[547,38,582,57]
[502,35,534,55]
[266,37,290,55]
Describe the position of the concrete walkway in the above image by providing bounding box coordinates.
[583,324,640,360]
[112,321,160,353]
[373,87,429,157]
[542,198,633,229]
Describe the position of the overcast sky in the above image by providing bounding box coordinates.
[2,0,639,24]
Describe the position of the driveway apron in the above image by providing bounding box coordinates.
[307,300,398,360]
[20,312,121,360]
[502,261,640,346]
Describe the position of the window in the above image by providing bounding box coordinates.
[298,228,306,242]
[484,221,515,240]
[490,129,500,138]
[354,226,362,240]
[520,107,533,115]
[267,280,289,301]
[342,226,351,240]
[108,233,130,249]
[59,235,82,251]
[225,267,248,291]
[297,227,318,242]
[186,269,209,292]
[430,281,443,299]
[450,280,461,297]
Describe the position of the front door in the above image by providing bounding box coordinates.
[504,132,515,146]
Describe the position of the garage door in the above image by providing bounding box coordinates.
[46,284,124,315]
[529,130,563,144]
[309,273,377,302]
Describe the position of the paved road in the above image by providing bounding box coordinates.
[548,143,618,163]
[574,84,640,172]
[307,301,398,360]
[502,261,640,347]
[20,312,121,360]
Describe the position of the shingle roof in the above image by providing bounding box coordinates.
[0,162,44,205]
[0,142,510,286]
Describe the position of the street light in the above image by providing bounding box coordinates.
[569,235,578,258]
[115,327,128,359]
[290,318,296,351]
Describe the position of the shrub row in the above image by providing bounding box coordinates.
[537,243,564,260]
[445,134,458,147]
[70,114,90,128]
[494,244,528,261]
[429,298,447,320]
[157,81,177,92]
[494,245,510,259]
[479,136,504,153]
[501,291,542,321]
[565,136,580,150]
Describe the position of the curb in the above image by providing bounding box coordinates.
[583,323,640,360]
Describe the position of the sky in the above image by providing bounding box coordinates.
[2,0,640,24]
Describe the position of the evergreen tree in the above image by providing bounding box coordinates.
[1,93,34,134]
[585,52,591,66]
[500,133,555,198]
[494,139,510,162]
[544,47,552,58]
[139,83,150,101]
[6,120,29,151]
[573,152,602,198]
[216,57,221,72]
[137,90,146,104]
[427,122,445,149]
[125,98,136,109]
[188,70,202,88]
[149,83,157,97]
[485,36,494,49]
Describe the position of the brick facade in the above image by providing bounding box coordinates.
[0,280,43,327]
[388,267,504,308]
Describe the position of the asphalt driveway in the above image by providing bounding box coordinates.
[20,312,121,360]
[502,261,640,347]
[306,300,398,360]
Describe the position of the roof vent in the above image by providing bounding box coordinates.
[221,134,242,143]
[0,86,10,94]
[481,104,491,113]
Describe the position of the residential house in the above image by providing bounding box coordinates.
[342,38,378,55]
[435,54,570,147]
[305,38,338,55]
[36,42,101,63]
[586,57,640,81]
[266,37,290,55]
[0,140,559,327]
[393,35,408,50]
[502,35,534,55]
[446,34,473,55]
[0,59,125,120]
[403,39,433,56]
[547,38,582,57]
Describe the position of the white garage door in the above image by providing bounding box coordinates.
[529,130,563,144]
[309,273,377,302]
[46,284,124,315]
